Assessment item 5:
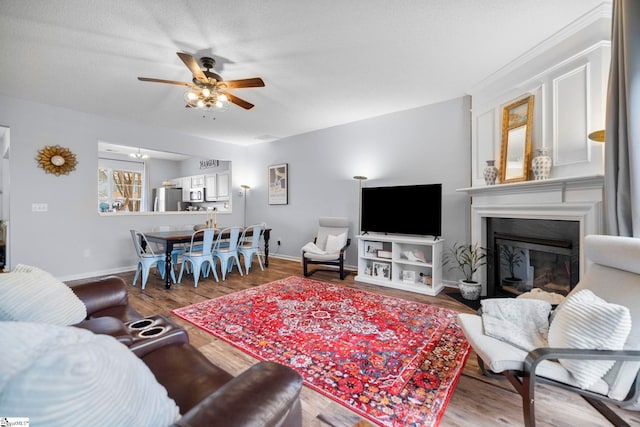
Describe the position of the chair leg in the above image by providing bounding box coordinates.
[141,267,150,290]
[177,259,189,283]
[303,256,310,277]
[133,264,141,287]
[256,253,264,271]
[206,259,219,282]
[502,371,536,427]
[582,397,631,427]
[235,255,243,276]
[243,253,252,274]
[191,259,202,288]
[219,258,228,280]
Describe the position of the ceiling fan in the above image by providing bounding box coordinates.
[138,52,265,110]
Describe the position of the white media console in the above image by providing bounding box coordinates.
[355,234,444,296]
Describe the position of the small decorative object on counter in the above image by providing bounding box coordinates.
[483,160,499,185]
[531,147,552,180]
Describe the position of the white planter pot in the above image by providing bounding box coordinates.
[458,280,482,300]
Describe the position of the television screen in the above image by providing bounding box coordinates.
[361,184,442,237]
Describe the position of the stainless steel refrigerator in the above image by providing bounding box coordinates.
[152,187,182,212]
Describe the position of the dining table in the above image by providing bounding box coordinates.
[144,227,272,289]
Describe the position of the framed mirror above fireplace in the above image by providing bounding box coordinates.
[499,95,534,183]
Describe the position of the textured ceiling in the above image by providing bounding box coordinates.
[0,0,609,146]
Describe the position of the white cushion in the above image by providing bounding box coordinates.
[0,322,180,426]
[0,264,86,325]
[548,289,632,389]
[301,242,326,255]
[458,313,610,396]
[325,232,346,253]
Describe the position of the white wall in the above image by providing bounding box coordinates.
[0,96,246,280]
[244,97,472,271]
[0,94,472,283]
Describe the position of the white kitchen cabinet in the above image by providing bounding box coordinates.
[181,177,190,201]
[204,174,217,201]
[216,172,230,201]
[190,175,205,188]
[203,172,230,201]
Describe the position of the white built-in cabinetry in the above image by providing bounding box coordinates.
[355,234,444,296]
[470,10,611,187]
[216,172,230,201]
[204,172,230,201]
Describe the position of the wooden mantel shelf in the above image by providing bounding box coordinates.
[456,175,604,197]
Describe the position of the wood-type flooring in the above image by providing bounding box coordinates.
[69,257,639,427]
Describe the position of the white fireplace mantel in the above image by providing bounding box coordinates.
[457,175,604,295]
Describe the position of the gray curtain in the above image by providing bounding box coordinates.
[604,0,640,237]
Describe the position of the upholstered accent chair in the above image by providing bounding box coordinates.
[302,217,350,280]
[458,235,640,427]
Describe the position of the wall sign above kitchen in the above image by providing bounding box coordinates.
[200,159,220,169]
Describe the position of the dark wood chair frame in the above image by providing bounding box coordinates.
[477,348,640,427]
[302,238,351,280]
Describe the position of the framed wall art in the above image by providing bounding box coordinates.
[268,163,288,205]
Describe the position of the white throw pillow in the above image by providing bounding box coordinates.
[0,264,87,325]
[325,233,346,253]
[0,322,180,426]
[548,289,632,389]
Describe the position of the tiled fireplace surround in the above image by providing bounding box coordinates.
[458,175,604,296]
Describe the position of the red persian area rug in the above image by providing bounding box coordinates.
[171,276,470,426]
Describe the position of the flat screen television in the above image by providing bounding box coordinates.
[361,184,442,237]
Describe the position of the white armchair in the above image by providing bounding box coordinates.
[458,235,640,427]
[302,217,350,280]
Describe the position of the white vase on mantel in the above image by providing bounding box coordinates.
[483,160,499,186]
[531,147,552,180]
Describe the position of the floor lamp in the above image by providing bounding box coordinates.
[241,184,250,228]
[353,175,368,234]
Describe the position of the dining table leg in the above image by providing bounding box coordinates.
[164,242,173,289]
[263,229,270,267]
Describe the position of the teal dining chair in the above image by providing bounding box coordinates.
[238,223,266,274]
[130,229,176,289]
[177,228,219,287]
[151,225,186,267]
[213,226,244,280]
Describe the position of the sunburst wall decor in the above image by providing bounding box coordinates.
[36,145,78,176]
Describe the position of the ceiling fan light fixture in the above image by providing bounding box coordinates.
[129,148,149,159]
[140,52,262,112]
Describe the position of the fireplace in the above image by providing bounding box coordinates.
[458,175,604,297]
[486,218,580,297]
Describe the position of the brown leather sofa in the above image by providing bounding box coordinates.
[68,276,303,427]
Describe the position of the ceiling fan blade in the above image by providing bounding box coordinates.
[219,77,265,89]
[177,52,207,82]
[224,92,255,110]
[138,77,190,86]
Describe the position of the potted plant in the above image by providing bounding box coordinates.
[500,245,524,286]
[444,242,487,300]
